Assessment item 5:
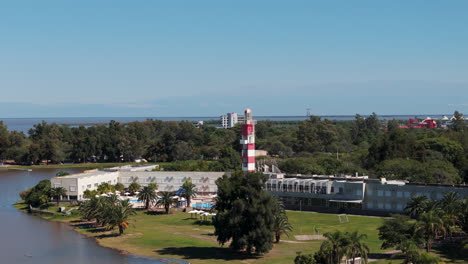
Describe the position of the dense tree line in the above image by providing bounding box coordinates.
[1,111,467,184]
[377,192,468,263]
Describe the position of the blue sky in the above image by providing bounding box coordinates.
[1,1,467,117]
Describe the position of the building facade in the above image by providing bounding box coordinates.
[265,173,468,215]
[51,165,225,200]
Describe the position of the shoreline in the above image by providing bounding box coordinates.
[13,202,189,264]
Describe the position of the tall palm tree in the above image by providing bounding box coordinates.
[181,179,197,207]
[439,192,461,239]
[273,200,292,243]
[405,195,429,218]
[157,191,175,214]
[345,231,369,264]
[321,231,350,264]
[138,186,157,210]
[108,199,136,235]
[50,187,67,206]
[415,210,446,252]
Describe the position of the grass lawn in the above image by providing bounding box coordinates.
[71,210,390,264]
[14,202,464,264]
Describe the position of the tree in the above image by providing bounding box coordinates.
[108,199,136,235]
[50,187,67,206]
[294,252,316,264]
[378,214,415,249]
[97,182,114,194]
[181,179,197,207]
[213,171,278,254]
[346,231,369,264]
[450,111,465,132]
[137,186,157,210]
[24,180,51,207]
[319,231,350,264]
[114,183,125,192]
[128,182,141,194]
[273,200,292,243]
[83,189,99,199]
[405,195,429,218]
[415,210,446,252]
[157,191,175,214]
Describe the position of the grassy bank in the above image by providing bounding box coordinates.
[14,202,461,264]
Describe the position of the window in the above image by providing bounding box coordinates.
[53,183,61,188]
[367,202,374,209]
[397,191,403,198]
[87,184,91,189]
[94,183,98,187]
[377,190,383,197]
[128,178,133,183]
[436,193,443,200]
[404,192,410,198]
[385,203,392,210]
[367,189,373,195]
[356,190,363,196]
[338,187,344,194]
[69,186,76,192]
[385,191,392,197]
[396,204,403,211]
[377,202,384,209]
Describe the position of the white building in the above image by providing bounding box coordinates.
[220,112,245,129]
[51,165,225,200]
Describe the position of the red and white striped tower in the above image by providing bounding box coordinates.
[241,108,256,172]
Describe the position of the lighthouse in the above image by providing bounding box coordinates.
[240,109,256,172]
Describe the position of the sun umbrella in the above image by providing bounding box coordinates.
[124,192,130,196]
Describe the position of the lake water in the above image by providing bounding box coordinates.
[0,168,187,264]
[1,115,450,133]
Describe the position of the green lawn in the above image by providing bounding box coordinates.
[72,210,391,264]
[14,203,463,264]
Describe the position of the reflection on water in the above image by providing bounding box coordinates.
[0,168,186,264]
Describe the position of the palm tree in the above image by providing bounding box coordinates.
[439,192,461,239]
[128,182,141,195]
[405,195,429,218]
[415,210,446,252]
[273,201,292,243]
[108,199,136,235]
[181,179,197,207]
[157,191,175,214]
[321,231,350,264]
[138,186,157,210]
[345,231,369,264]
[50,187,67,206]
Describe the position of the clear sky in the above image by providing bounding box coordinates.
[1,1,467,117]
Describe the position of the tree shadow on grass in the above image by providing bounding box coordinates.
[95,233,121,239]
[155,247,260,261]
[192,220,213,226]
[145,211,167,216]
[434,241,468,263]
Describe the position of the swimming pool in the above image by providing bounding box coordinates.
[192,203,213,209]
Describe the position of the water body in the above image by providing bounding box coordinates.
[0,169,187,264]
[1,115,450,133]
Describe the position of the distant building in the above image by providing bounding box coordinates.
[265,173,468,215]
[220,112,245,128]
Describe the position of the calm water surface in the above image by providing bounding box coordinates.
[0,168,186,264]
[1,115,450,133]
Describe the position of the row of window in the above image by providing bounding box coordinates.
[366,201,404,211]
[367,189,444,199]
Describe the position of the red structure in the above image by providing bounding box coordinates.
[399,118,438,129]
[240,109,256,172]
